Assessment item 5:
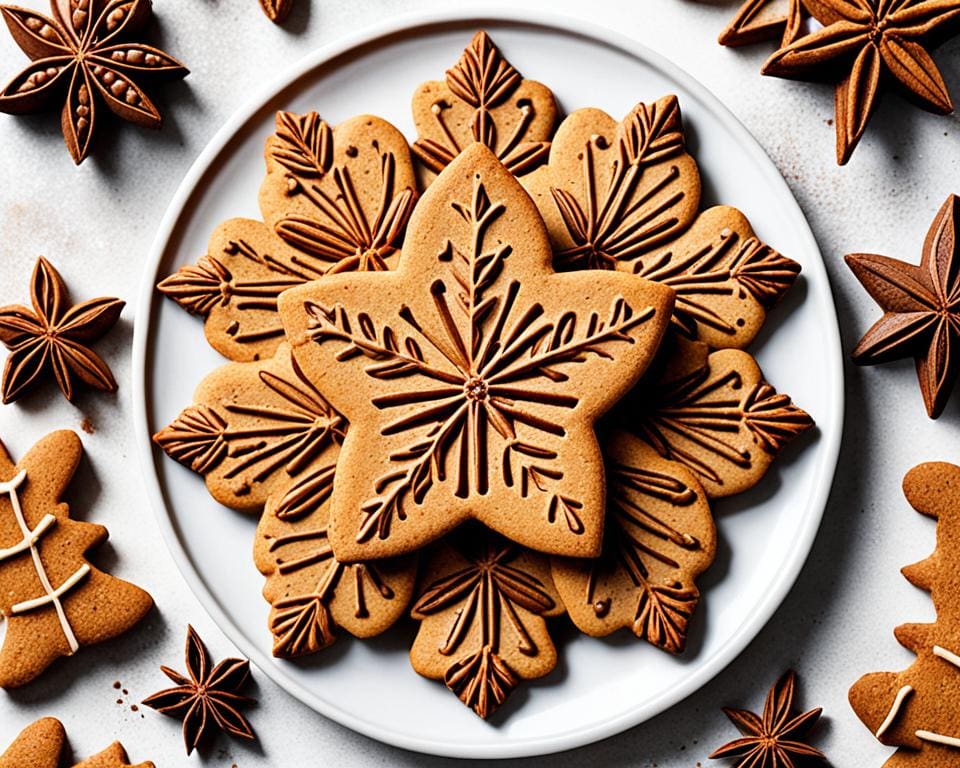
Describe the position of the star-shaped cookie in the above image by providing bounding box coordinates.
[846,194,960,419]
[279,143,675,562]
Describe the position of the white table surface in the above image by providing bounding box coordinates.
[0,1,958,765]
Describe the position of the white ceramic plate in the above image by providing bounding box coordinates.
[133,10,844,759]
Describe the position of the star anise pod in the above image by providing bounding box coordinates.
[0,0,188,164]
[142,625,255,755]
[0,256,124,404]
[719,0,806,47]
[846,194,960,419]
[709,671,826,767]
[762,0,960,164]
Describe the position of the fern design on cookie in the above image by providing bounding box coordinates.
[279,143,675,561]
[850,462,960,764]
[0,431,152,688]
[410,529,563,719]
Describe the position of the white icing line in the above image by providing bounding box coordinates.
[0,514,56,562]
[876,685,914,738]
[12,564,90,613]
[917,730,960,749]
[934,645,960,671]
[3,469,82,653]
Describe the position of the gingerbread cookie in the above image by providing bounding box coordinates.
[525,99,799,349]
[411,31,556,181]
[160,111,418,363]
[630,338,814,498]
[551,431,716,654]
[279,143,675,561]
[850,462,960,766]
[254,473,417,658]
[154,344,345,514]
[72,743,154,768]
[0,431,152,688]
[410,527,563,719]
[1,717,154,768]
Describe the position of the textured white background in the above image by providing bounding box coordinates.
[0,1,959,766]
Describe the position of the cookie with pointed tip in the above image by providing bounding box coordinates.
[0,717,63,768]
[524,98,799,350]
[846,194,960,419]
[411,30,556,183]
[551,432,716,654]
[0,256,124,404]
[0,0,188,164]
[719,0,806,48]
[72,742,154,768]
[253,466,418,659]
[850,462,960,766]
[279,143,675,562]
[628,337,815,498]
[410,527,563,719]
[0,430,153,688]
[153,343,346,514]
[762,0,960,164]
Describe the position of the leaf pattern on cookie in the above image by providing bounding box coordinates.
[254,464,417,658]
[153,344,345,512]
[525,98,800,350]
[551,433,716,654]
[411,31,556,178]
[410,529,563,719]
[278,143,675,561]
[631,339,814,498]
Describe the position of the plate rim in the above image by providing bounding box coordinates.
[132,7,845,759]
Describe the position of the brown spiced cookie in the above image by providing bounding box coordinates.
[551,431,716,654]
[160,111,418,363]
[0,431,152,688]
[279,143,675,562]
[154,343,345,515]
[409,527,563,719]
[254,472,417,658]
[524,98,799,350]
[0,717,153,768]
[411,31,556,181]
[850,462,960,766]
[629,337,814,498]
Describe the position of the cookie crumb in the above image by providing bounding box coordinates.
[80,417,95,434]
[113,681,121,689]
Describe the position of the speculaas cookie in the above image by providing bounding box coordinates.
[630,337,814,498]
[0,257,124,404]
[0,0,188,164]
[153,343,346,514]
[143,625,255,755]
[850,462,960,765]
[411,31,556,181]
[524,98,800,350]
[254,474,417,658]
[0,717,154,768]
[551,430,716,654]
[160,111,418,363]
[278,142,675,562]
[762,0,960,165]
[410,527,563,719]
[846,194,960,420]
[0,430,152,688]
[710,670,826,766]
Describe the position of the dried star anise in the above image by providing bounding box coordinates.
[0,256,124,404]
[709,670,826,767]
[259,0,294,23]
[142,625,255,755]
[0,0,188,164]
[762,0,960,164]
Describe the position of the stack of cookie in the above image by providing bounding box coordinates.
[154,31,814,719]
